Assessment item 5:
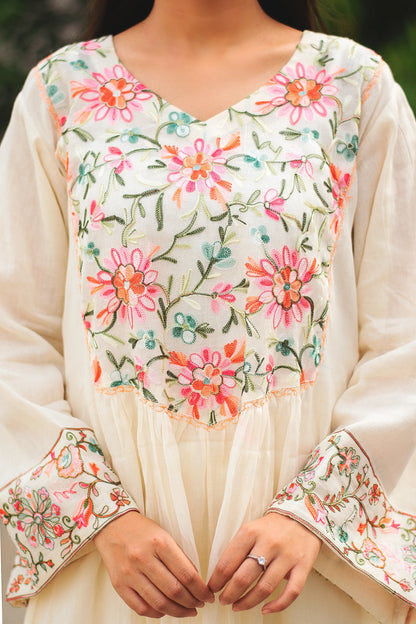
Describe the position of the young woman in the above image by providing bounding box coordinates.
[0,1,415,622]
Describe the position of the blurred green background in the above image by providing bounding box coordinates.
[0,0,415,136]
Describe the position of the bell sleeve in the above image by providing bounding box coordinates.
[0,67,140,606]
[266,61,416,616]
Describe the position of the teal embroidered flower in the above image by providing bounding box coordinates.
[338,527,349,543]
[85,241,100,258]
[136,329,156,350]
[70,60,88,71]
[167,112,192,137]
[202,241,235,268]
[336,134,358,161]
[301,127,320,142]
[312,335,321,366]
[276,338,294,357]
[243,361,252,374]
[78,163,93,184]
[120,127,141,144]
[173,313,197,344]
[250,225,270,244]
[243,153,268,169]
[47,84,65,106]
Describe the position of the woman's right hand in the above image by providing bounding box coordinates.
[94,510,214,618]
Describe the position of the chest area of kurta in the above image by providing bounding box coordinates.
[45,35,377,428]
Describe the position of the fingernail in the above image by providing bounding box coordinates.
[262,608,272,615]
[197,602,205,608]
[206,595,215,603]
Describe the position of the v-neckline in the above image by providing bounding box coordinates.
[106,30,311,125]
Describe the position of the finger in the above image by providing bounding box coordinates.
[232,558,290,611]
[135,573,199,618]
[119,586,165,619]
[261,565,309,614]
[218,558,263,605]
[145,558,206,609]
[208,525,257,592]
[159,540,215,603]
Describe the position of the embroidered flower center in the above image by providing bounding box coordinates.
[99,78,136,110]
[286,78,322,107]
[182,152,213,180]
[272,266,303,310]
[191,363,223,397]
[113,264,146,305]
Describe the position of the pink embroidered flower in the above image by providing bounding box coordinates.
[9,575,24,594]
[245,245,319,328]
[103,146,133,174]
[368,483,381,505]
[263,189,285,221]
[168,340,244,420]
[72,497,93,529]
[162,134,240,208]
[17,520,24,532]
[110,488,130,507]
[89,200,105,229]
[255,63,339,124]
[210,282,236,314]
[330,163,350,235]
[14,501,23,513]
[265,355,277,388]
[56,445,84,479]
[15,489,61,547]
[305,493,327,524]
[338,447,359,476]
[53,524,64,537]
[362,538,386,569]
[81,40,102,53]
[71,65,152,123]
[87,247,159,328]
[287,151,314,178]
[399,580,412,592]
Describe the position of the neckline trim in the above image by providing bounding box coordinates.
[106,30,311,124]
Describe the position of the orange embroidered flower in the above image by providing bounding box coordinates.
[245,246,319,328]
[255,63,339,124]
[71,65,152,123]
[163,135,240,208]
[169,340,244,420]
[286,78,322,107]
[98,77,136,110]
[88,247,159,328]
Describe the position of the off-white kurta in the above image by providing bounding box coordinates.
[0,30,415,624]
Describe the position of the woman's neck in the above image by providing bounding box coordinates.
[131,0,283,56]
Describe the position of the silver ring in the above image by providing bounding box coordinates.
[246,554,267,572]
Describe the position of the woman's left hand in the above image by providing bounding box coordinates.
[208,513,322,614]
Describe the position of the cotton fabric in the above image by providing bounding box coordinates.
[0,30,415,624]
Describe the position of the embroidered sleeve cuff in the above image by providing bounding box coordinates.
[265,429,416,607]
[0,428,139,606]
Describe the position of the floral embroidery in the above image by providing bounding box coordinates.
[70,64,153,123]
[245,246,320,328]
[36,32,380,428]
[1,429,136,603]
[268,430,416,605]
[256,63,339,124]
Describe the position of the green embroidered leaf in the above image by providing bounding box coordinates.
[72,127,94,142]
[247,189,261,205]
[142,387,158,403]
[279,128,302,141]
[197,260,205,276]
[195,323,215,338]
[115,173,125,186]
[156,193,164,231]
[106,350,118,369]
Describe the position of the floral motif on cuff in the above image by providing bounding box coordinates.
[0,428,138,605]
[266,430,416,607]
